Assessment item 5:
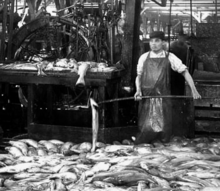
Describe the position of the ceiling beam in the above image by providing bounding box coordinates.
[146,6,219,9]
[144,0,219,3]
[146,9,220,12]
[145,10,220,16]
[146,2,219,4]
[142,0,220,17]
[144,0,219,8]
[145,7,220,10]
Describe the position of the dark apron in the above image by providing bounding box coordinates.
[135,52,172,144]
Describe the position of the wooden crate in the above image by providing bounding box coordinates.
[28,97,195,143]
[28,124,138,144]
[171,98,195,138]
[186,82,220,133]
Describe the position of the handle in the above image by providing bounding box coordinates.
[98,95,194,104]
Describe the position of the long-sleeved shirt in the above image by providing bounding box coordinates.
[137,50,187,75]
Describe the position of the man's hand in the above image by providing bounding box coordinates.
[134,91,142,101]
[192,89,201,100]
[181,70,201,100]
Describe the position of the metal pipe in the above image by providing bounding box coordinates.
[190,0,193,35]
[215,0,218,23]
[109,25,115,65]
[145,9,220,12]
[98,95,192,104]
[168,0,173,52]
[53,0,80,13]
[98,95,220,104]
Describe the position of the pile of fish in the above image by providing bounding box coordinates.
[1,137,220,190]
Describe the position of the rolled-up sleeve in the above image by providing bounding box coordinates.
[168,52,187,73]
[137,53,148,75]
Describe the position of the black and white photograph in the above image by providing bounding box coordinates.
[0,0,219,190]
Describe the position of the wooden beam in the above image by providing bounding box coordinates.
[146,2,219,5]
[7,0,15,60]
[144,0,219,3]
[0,0,8,61]
[121,0,142,87]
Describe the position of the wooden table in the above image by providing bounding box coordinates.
[0,68,125,142]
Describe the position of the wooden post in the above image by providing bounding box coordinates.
[121,0,142,87]
[47,85,54,124]
[27,84,34,126]
[109,25,115,65]
[98,86,105,128]
[109,0,115,65]
[0,0,8,61]
[26,0,35,20]
[215,0,218,23]
[7,0,15,61]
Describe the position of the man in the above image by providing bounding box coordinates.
[170,32,191,95]
[134,31,201,144]
[170,32,190,64]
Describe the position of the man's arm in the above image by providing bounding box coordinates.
[181,70,201,99]
[134,75,142,100]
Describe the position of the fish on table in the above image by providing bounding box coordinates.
[13,172,47,180]
[0,154,13,161]
[37,147,48,156]
[39,141,59,153]
[0,162,43,173]
[104,145,134,153]
[16,156,36,163]
[76,62,90,87]
[170,180,202,189]
[49,171,78,185]
[60,142,74,154]
[51,160,78,173]
[80,161,111,182]
[200,187,220,191]
[5,146,23,158]
[49,139,65,146]
[27,147,38,156]
[50,177,68,191]
[151,175,170,188]
[36,61,49,76]
[75,62,97,87]
[177,175,216,187]
[207,178,220,187]
[90,169,155,186]
[185,171,218,179]
[19,139,39,148]
[27,166,54,174]
[58,164,78,174]
[93,180,114,188]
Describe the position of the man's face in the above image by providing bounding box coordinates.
[149,38,163,53]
